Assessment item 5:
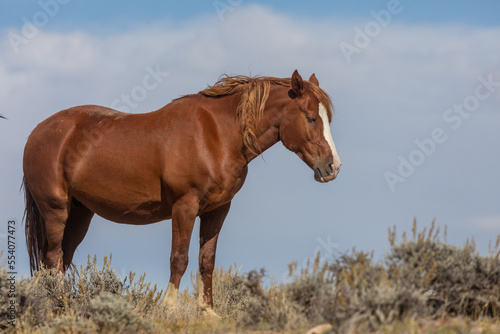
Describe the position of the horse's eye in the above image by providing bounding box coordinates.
[306,116,317,123]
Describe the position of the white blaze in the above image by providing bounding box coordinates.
[318,103,341,166]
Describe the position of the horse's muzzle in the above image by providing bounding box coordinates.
[314,161,341,183]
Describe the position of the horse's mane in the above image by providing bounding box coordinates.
[199,74,334,154]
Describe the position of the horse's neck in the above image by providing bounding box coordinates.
[244,87,289,161]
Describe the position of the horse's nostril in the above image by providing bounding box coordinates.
[327,163,334,174]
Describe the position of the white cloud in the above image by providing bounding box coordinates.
[2,7,499,114]
[467,215,500,232]
[6,31,98,72]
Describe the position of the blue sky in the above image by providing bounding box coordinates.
[2,1,500,30]
[1,1,499,290]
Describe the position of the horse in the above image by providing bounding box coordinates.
[23,69,341,315]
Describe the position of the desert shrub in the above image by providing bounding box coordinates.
[235,259,332,331]
[328,249,429,333]
[209,266,298,329]
[235,268,276,327]
[326,219,500,333]
[0,252,49,330]
[211,264,249,319]
[387,219,500,319]
[67,254,123,314]
[122,271,163,316]
[32,268,71,315]
[86,292,154,333]
[0,253,162,332]
[3,220,499,333]
[17,253,125,324]
[41,314,96,334]
[285,254,336,326]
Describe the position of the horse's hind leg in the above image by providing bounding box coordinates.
[198,202,230,313]
[38,194,70,271]
[62,199,94,270]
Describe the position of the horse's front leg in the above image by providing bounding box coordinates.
[162,194,199,310]
[198,202,231,316]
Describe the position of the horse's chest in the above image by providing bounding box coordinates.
[199,166,248,212]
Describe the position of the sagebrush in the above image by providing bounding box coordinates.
[1,220,499,333]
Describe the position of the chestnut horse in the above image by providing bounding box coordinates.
[23,70,341,314]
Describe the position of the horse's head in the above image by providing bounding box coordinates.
[279,70,341,183]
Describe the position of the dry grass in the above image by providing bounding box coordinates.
[1,220,500,333]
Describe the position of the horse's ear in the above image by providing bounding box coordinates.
[291,69,304,96]
[309,73,319,86]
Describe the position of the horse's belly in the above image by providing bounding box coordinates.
[69,170,172,224]
[77,192,172,225]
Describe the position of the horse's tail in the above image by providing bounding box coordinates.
[22,176,46,275]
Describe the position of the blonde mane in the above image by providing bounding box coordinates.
[200,75,333,154]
